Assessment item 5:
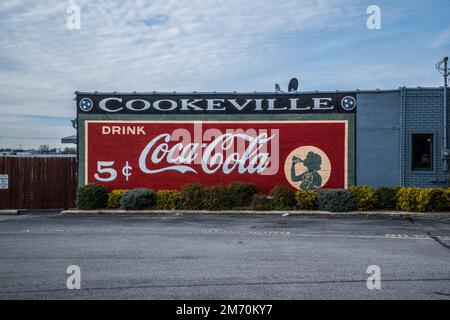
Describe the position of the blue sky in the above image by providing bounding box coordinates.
[0,0,449,148]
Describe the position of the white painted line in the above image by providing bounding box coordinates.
[201,230,433,241]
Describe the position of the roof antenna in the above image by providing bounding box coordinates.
[275,83,284,93]
[275,77,299,93]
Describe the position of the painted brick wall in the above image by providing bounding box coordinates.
[356,91,401,187]
[401,88,450,187]
[75,89,449,189]
[77,113,356,190]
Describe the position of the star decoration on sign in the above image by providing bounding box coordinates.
[79,98,93,112]
[341,96,356,111]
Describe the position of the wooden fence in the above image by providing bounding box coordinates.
[0,157,77,209]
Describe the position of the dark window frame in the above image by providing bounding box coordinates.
[411,133,433,171]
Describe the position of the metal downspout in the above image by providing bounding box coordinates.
[400,87,406,187]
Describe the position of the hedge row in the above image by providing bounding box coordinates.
[76,182,258,211]
[76,184,450,212]
[295,186,450,212]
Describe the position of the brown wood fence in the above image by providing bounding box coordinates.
[0,157,77,209]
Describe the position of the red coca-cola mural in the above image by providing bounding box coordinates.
[85,120,349,192]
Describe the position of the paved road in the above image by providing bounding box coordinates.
[0,213,449,299]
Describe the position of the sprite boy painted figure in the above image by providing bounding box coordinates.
[290,152,323,190]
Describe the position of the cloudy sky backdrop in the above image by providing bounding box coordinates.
[0,0,449,148]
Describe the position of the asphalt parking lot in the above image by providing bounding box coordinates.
[0,213,449,299]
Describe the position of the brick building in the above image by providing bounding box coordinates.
[357,87,449,188]
[74,87,450,191]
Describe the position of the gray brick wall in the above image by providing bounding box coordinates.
[402,88,450,187]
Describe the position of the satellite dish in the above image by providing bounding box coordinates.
[288,78,299,92]
[275,83,281,92]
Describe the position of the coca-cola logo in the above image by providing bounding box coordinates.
[138,128,279,176]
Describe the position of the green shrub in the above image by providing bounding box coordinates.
[396,187,420,212]
[202,185,235,210]
[269,185,296,210]
[396,187,448,212]
[295,190,318,210]
[349,186,378,211]
[179,183,207,210]
[156,190,181,210]
[317,189,355,212]
[120,188,156,210]
[375,187,398,210]
[228,182,258,208]
[446,189,450,211]
[416,188,447,212]
[107,189,127,209]
[251,194,273,211]
[76,184,108,210]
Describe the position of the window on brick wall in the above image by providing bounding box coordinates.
[412,134,433,171]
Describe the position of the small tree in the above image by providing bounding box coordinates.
[62,147,77,154]
[37,144,50,154]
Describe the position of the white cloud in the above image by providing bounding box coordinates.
[0,0,357,120]
[2,0,444,148]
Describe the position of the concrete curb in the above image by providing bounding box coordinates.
[60,209,450,219]
[0,209,19,215]
[0,209,64,215]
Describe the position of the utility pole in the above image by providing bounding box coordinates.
[443,57,448,150]
[436,57,449,186]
